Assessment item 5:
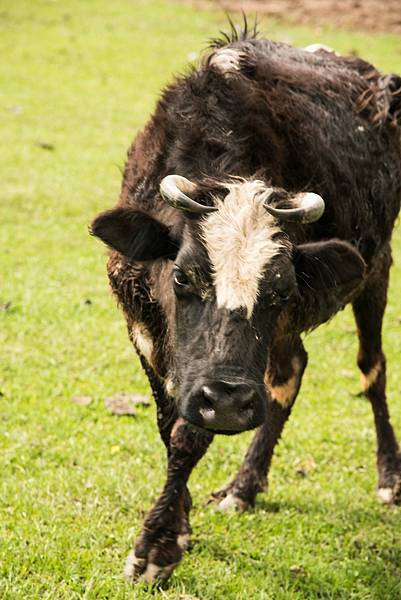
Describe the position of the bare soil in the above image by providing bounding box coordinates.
[187,0,401,34]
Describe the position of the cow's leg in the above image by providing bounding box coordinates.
[125,419,212,584]
[136,356,195,552]
[352,255,401,505]
[212,336,307,511]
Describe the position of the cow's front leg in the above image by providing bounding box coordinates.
[212,336,307,510]
[125,419,213,584]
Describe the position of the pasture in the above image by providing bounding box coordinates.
[1,0,401,597]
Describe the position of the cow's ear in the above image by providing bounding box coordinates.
[90,207,179,261]
[293,239,366,294]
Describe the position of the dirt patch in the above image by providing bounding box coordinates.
[187,0,401,34]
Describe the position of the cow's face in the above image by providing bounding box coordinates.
[170,181,295,433]
[91,176,365,434]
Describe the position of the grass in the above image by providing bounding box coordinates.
[1,0,401,597]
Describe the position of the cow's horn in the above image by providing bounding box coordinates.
[160,175,218,214]
[263,191,325,224]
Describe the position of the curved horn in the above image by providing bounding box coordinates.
[263,191,325,224]
[160,175,218,214]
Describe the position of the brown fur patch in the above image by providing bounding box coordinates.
[265,356,302,408]
[361,360,381,391]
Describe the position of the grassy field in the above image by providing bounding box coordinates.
[1,1,401,598]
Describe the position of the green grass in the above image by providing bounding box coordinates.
[1,1,401,598]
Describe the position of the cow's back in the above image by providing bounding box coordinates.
[121,36,401,266]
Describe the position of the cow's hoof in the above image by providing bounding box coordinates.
[218,492,249,512]
[209,484,251,512]
[124,526,186,586]
[378,478,401,506]
[124,549,180,585]
[177,531,192,550]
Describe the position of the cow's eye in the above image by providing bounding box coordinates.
[278,290,291,302]
[173,268,189,289]
[270,289,291,305]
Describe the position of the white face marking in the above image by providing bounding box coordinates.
[265,357,302,408]
[201,181,283,318]
[132,323,153,364]
[209,48,243,75]
[361,361,381,391]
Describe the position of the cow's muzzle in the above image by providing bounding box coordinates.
[181,379,266,434]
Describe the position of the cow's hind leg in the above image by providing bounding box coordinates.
[353,251,401,505]
[212,336,307,511]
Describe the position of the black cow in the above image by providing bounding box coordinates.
[91,22,401,584]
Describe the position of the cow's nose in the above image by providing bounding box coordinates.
[201,382,255,416]
[190,380,265,433]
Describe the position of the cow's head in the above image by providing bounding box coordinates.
[91,175,365,434]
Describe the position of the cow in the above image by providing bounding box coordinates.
[91,20,401,584]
